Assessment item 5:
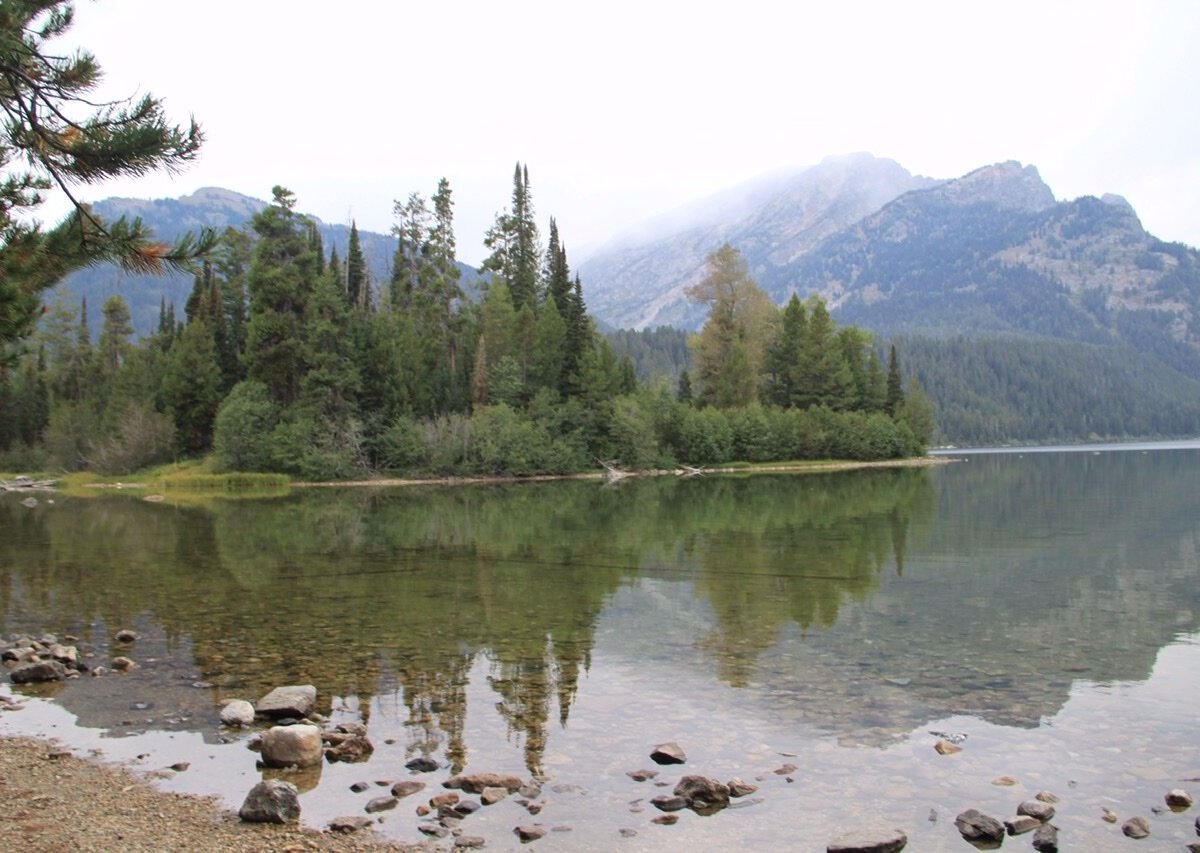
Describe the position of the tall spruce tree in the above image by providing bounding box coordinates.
[346,221,369,310]
[885,344,904,416]
[483,163,541,311]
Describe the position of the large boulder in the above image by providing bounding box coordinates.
[260,724,323,768]
[257,684,316,719]
[239,779,300,823]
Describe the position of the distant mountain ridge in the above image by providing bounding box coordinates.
[580,153,939,329]
[62,188,479,336]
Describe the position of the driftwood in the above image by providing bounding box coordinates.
[676,465,706,477]
[597,459,632,481]
[0,476,58,492]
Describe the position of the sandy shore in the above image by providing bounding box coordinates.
[0,736,423,852]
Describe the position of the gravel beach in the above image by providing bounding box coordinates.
[0,736,423,852]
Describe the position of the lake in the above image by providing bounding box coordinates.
[3,443,1200,850]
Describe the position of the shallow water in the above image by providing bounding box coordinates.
[2,446,1199,850]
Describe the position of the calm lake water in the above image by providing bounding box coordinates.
[3,444,1200,850]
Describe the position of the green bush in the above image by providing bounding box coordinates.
[213,381,280,472]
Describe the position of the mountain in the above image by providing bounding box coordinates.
[59,188,480,337]
[578,153,939,330]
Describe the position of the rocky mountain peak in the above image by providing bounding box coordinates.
[933,161,1056,211]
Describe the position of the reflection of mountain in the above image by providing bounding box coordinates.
[3,452,1197,759]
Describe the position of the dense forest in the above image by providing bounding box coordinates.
[0,165,930,478]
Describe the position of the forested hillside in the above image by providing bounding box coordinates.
[0,169,929,477]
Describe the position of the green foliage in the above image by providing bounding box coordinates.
[0,0,213,365]
[162,320,222,453]
[212,381,280,471]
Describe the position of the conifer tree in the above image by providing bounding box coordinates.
[346,221,369,310]
[483,163,541,311]
[885,344,904,416]
[0,1,214,364]
[244,187,320,405]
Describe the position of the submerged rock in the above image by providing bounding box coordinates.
[1032,823,1059,852]
[10,660,66,683]
[650,795,688,812]
[933,739,962,755]
[239,780,300,823]
[257,684,316,719]
[650,742,687,765]
[406,755,440,773]
[626,769,658,782]
[727,777,758,798]
[1167,789,1195,809]
[826,827,909,853]
[1018,799,1056,821]
[391,780,425,798]
[444,772,524,793]
[364,796,397,813]
[673,775,730,810]
[1122,816,1150,839]
[515,825,546,841]
[329,815,373,833]
[324,731,374,763]
[481,786,509,805]
[1005,815,1040,835]
[955,809,1005,843]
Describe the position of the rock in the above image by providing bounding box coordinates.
[650,795,688,812]
[481,786,509,805]
[650,742,686,765]
[256,684,316,719]
[1004,815,1040,835]
[417,823,448,838]
[518,783,542,798]
[48,644,77,665]
[1101,807,1118,823]
[727,777,757,797]
[169,762,189,772]
[239,780,300,823]
[651,814,679,825]
[826,827,909,853]
[430,791,461,808]
[454,800,481,816]
[673,775,730,810]
[325,733,374,763]
[111,656,136,672]
[444,772,524,793]
[1167,789,1195,809]
[774,762,799,775]
[219,699,255,727]
[992,775,1018,786]
[626,769,658,782]
[514,825,546,841]
[329,816,373,833]
[1195,814,1199,834]
[349,781,370,793]
[1035,790,1061,804]
[955,809,1005,843]
[1018,799,1056,821]
[406,755,439,773]
[260,723,324,768]
[364,796,397,813]
[453,837,485,849]
[115,629,138,643]
[619,828,637,837]
[933,739,962,755]
[1032,823,1058,852]
[391,780,425,798]
[10,660,66,683]
[1187,844,1200,853]
[1122,816,1150,838]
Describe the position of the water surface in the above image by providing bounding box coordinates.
[2,447,1199,849]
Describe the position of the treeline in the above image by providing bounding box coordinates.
[0,167,929,478]
[901,334,1200,445]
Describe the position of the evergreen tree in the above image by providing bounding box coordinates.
[244,187,320,405]
[390,193,428,310]
[544,217,572,316]
[483,163,540,311]
[885,344,904,416]
[346,221,369,310]
[97,296,133,378]
[162,320,222,452]
[0,1,214,365]
[762,294,807,407]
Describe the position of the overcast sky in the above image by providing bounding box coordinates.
[54,0,1200,265]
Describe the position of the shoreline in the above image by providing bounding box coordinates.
[0,734,420,851]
